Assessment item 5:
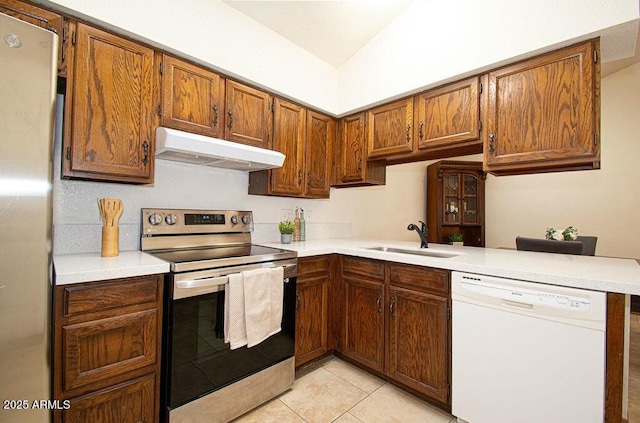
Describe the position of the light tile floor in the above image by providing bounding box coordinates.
[234,317,640,423]
[234,357,455,423]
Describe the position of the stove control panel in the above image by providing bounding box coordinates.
[141,209,253,236]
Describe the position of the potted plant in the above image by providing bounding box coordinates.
[278,220,296,244]
[449,233,464,247]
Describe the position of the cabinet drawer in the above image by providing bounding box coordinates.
[298,255,331,277]
[342,256,385,280]
[61,374,156,423]
[389,263,449,294]
[62,275,162,317]
[61,309,158,392]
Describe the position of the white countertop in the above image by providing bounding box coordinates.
[258,238,640,295]
[54,251,170,285]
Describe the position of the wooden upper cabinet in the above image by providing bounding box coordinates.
[367,98,414,159]
[225,80,273,149]
[415,77,481,151]
[484,40,600,175]
[0,0,68,76]
[304,111,334,198]
[270,98,306,196]
[333,112,385,187]
[161,55,225,138]
[63,23,155,183]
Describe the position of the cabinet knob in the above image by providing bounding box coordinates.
[212,105,219,126]
[298,169,303,185]
[142,140,149,165]
[357,156,363,172]
[405,124,411,142]
[418,121,424,140]
[390,296,395,318]
[489,133,496,154]
[295,292,300,311]
[306,171,312,187]
[376,292,382,314]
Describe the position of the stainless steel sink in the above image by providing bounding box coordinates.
[364,246,461,258]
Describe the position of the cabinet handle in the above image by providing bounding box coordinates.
[227,109,233,130]
[357,156,363,172]
[390,296,395,318]
[306,171,312,187]
[376,292,382,314]
[142,141,149,165]
[295,292,300,312]
[418,121,424,140]
[212,105,219,126]
[406,124,411,142]
[489,133,496,154]
[298,169,303,185]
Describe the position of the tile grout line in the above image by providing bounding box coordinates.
[277,398,310,423]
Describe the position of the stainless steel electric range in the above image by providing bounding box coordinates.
[141,208,297,423]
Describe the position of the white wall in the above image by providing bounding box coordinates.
[41,0,339,113]
[337,0,639,114]
[40,0,638,115]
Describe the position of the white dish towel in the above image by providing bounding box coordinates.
[224,266,284,350]
[224,272,247,350]
[243,266,284,348]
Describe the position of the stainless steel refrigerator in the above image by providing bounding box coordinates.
[0,13,57,423]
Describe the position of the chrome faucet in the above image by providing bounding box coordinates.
[407,221,428,248]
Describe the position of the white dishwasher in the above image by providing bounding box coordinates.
[451,271,607,423]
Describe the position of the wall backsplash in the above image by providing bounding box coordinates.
[52,98,351,255]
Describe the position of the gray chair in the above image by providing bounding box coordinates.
[516,236,584,255]
[576,236,597,256]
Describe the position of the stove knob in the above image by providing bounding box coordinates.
[230,215,238,225]
[241,215,250,224]
[148,213,163,226]
[165,214,178,225]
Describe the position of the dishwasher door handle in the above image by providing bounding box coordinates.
[501,299,534,310]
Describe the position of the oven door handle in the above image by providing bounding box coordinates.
[176,276,229,290]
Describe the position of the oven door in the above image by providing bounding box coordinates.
[163,261,297,414]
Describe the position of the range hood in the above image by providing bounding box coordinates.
[155,127,285,171]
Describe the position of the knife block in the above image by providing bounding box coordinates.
[101,226,119,257]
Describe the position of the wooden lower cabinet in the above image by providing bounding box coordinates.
[387,286,449,404]
[295,256,330,367]
[341,257,386,373]
[339,257,451,407]
[53,274,163,423]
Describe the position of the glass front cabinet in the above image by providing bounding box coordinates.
[427,161,485,247]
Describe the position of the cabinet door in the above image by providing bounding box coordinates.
[342,277,384,373]
[337,112,366,183]
[415,77,480,150]
[161,55,225,137]
[0,0,66,75]
[461,173,480,225]
[295,275,328,367]
[442,172,461,225]
[64,24,155,183]
[367,98,414,159]
[387,286,449,404]
[225,80,273,149]
[270,98,305,196]
[304,111,334,198]
[61,374,156,423]
[485,40,600,174]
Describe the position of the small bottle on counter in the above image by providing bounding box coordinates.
[299,209,306,241]
[293,207,300,242]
